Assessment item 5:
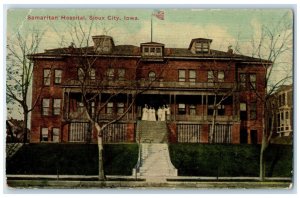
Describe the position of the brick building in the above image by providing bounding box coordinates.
[28,35,270,144]
[269,85,293,137]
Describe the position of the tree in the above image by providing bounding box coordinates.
[240,12,293,180]
[54,21,163,180]
[6,30,44,143]
[207,50,236,144]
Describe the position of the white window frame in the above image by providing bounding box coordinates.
[54,69,62,84]
[53,99,61,115]
[42,98,50,116]
[43,69,51,86]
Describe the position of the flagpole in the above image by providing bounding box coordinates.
[151,14,153,42]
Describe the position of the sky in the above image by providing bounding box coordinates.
[7,9,292,52]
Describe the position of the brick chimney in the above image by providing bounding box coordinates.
[92,35,114,54]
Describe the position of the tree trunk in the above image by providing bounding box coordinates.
[95,123,106,180]
[23,110,28,143]
[259,138,266,181]
[259,104,268,181]
[210,95,217,143]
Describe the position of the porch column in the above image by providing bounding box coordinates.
[201,94,204,120]
[174,94,176,121]
[126,93,129,120]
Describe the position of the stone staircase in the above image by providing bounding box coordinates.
[136,120,168,143]
[133,121,177,182]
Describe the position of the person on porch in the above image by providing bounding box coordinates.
[142,104,149,121]
[157,107,163,121]
[165,105,170,121]
[149,107,156,121]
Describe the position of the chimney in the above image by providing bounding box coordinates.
[227,45,234,55]
[92,35,114,53]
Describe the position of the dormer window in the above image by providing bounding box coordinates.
[189,38,212,54]
[140,42,164,61]
[143,46,163,56]
[195,41,209,53]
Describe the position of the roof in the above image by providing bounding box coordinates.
[140,42,165,46]
[28,40,272,63]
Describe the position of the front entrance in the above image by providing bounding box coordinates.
[240,128,248,144]
[136,94,170,120]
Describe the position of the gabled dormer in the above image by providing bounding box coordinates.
[189,38,212,54]
[140,42,164,61]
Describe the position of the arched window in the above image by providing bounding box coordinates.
[148,71,156,81]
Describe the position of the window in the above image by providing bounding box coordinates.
[156,48,161,56]
[118,69,125,80]
[144,47,149,54]
[208,71,224,82]
[281,93,286,106]
[143,46,163,56]
[195,42,209,53]
[89,68,96,80]
[41,128,48,142]
[52,128,59,142]
[42,99,50,116]
[207,105,214,116]
[218,71,225,82]
[285,111,289,119]
[240,102,247,120]
[189,104,196,115]
[189,70,196,83]
[240,73,257,90]
[218,105,225,116]
[107,102,113,114]
[117,103,125,114]
[250,74,256,89]
[107,68,114,80]
[148,71,156,81]
[150,47,155,55]
[54,70,62,84]
[43,69,51,86]
[239,73,247,89]
[179,70,186,82]
[78,68,84,81]
[53,99,61,115]
[208,71,214,82]
[250,102,257,120]
[178,104,186,115]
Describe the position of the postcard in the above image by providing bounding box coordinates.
[5,8,293,190]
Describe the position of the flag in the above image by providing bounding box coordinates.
[152,10,164,20]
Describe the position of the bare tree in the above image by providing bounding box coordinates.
[52,21,164,180]
[6,30,45,143]
[207,48,236,144]
[246,12,293,181]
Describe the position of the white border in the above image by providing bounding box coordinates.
[1,1,299,197]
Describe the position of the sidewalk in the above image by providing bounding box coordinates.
[6,174,292,189]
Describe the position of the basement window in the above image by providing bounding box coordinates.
[41,128,48,142]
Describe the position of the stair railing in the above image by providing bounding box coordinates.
[134,123,142,180]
